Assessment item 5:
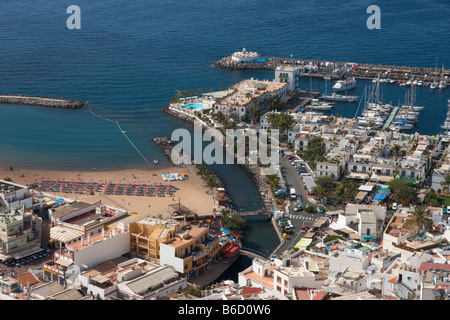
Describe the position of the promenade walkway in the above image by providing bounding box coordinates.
[189,254,240,287]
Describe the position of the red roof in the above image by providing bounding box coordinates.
[13,272,39,288]
[312,290,327,300]
[388,276,398,284]
[419,262,450,272]
[242,287,263,297]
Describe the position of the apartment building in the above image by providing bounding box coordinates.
[0,205,43,262]
[129,217,226,281]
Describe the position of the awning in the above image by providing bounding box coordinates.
[50,226,84,243]
[91,274,110,284]
[358,185,374,192]
[374,193,387,200]
[356,191,368,201]
[55,258,73,268]
[224,246,239,258]
[326,209,344,215]
[220,242,233,255]
[295,238,313,250]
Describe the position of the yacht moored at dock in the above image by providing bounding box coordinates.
[332,77,356,92]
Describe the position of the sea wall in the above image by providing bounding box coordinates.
[214,55,450,82]
[0,95,85,109]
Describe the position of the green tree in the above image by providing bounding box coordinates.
[440,175,450,195]
[221,211,246,233]
[391,144,401,157]
[267,112,295,142]
[403,206,433,235]
[336,178,358,203]
[299,136,326,170]
[387,179,417,204]
[266,175,280,190]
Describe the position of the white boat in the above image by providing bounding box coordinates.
[333,77,356,92]
[439,81,447,90]
[417,80,423,86]
[320,92,358,102]
[406,78,414,86]
[307,99,334,111]
[430,82,438,90]
[153,160,159,164]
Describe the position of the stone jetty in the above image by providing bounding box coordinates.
[0,95,85,109]
[152,136,179,166]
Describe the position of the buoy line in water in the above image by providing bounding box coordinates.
[88,107,154,167]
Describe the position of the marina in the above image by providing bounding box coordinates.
[214,49,450,88]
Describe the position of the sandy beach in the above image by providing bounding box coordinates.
[1,165,217,222]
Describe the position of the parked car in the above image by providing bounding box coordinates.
[392,203,398,210]
[294,204,303,211]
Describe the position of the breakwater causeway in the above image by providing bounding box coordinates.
[214,55,449,83]
[0,95,85,109]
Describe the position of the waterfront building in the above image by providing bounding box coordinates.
[0,179,41,211]
[213,78,288,120]
[0,205,43,262]
[274,65,300,91]
[129,217,226,281]
[48,201,127,248]
[43,224,130,284]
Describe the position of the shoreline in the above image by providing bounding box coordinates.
[2,165,217,225]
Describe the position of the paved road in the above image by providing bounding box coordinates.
[274,157,326,256]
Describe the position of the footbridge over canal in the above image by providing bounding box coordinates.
[239,247,269,260]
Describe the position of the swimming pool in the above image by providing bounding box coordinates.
[183,103,204,110]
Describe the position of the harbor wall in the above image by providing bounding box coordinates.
[214,56,450,83]
[0,95,85,109]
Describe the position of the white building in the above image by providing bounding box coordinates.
[274,66,300,91]
[0,180,36,211]
[231,47,261,63]
[382,258,421,300]
[329,251,370,273]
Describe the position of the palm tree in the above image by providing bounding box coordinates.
[440,174,450,195]
[266,175,280,190]
[391,144,401,157]
[403,205,433,235]
[267,112,295,142]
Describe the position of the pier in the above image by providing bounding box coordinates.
[382,106,400,130]
[0,95,85,109]
[214,55,450,84]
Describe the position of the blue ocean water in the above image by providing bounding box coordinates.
[0,0,449,203]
